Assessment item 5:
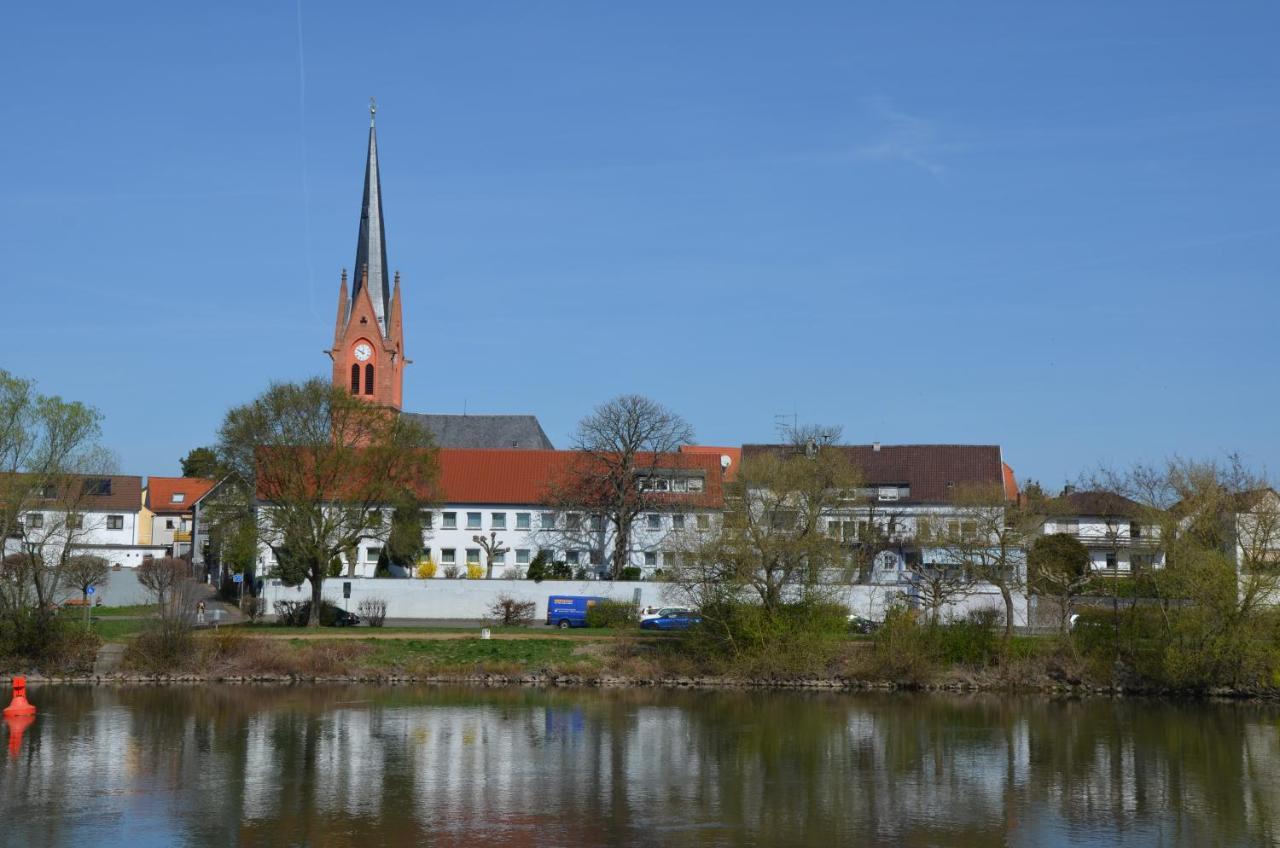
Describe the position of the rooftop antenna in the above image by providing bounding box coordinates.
[774,412,798,441]
[369,96,377,126]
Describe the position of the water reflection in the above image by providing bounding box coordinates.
[1,685,1277,847]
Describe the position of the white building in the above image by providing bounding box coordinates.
[1039,489,1165,573]
[6,474,166,568]
[257,448,727,579]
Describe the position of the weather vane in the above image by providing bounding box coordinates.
[369,96,377,125]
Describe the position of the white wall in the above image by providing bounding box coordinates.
[261,577,669,621]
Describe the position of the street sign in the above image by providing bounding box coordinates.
[232,574,244,584]
[343,581,352,599]
[86,586,95,596]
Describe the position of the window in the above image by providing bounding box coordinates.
[516,549,531,565]
[364,363,374,395]
[366,547,381,562]
[82,478,111,496]
[491,512,506,530]
[25,513,43,529]
[366,510,383,528]
[491,550,506,565]
[663,551,680,567]
[566,513,582,532]
[878,486,899,502]
[40,485,57,499]
[1106,553,1118,570]
[1130,522,1142,539]
[589,550,602,566]
[687,477,704,493]
[442,512,457,530]
[106,515,124,530]
[541,512,557,529]
[1057,520,1079,535]
[170,493,185,504]
[566,550,580,565]
[466,512,482,530]
[696,514,710,531]
[66,515,83,530]
[350,364,360,394]
[466,548,480,565]
[440,548,456,564]
[516,512,531,530]
[589,514,604,532]
[647,514,662,530]
[421,510,433,529]
[165,519,175,530]
[644,551,657,567]
[672,514,685,530]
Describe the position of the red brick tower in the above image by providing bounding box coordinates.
[331,100,405,410]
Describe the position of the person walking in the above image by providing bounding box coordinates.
[196,600,206,625]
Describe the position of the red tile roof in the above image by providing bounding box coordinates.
[741,444,1006,504]
[1002,462,1019,502]
[679,445,742,481]
[147,477,217,513]
[435,449,725,508]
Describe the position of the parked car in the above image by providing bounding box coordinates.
[847,615,879,635]
[546,595,610,629]
[639,606,695,623]
[640,610,702,631]
[275,600,361,627]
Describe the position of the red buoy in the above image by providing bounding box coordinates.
[3,676,36,718]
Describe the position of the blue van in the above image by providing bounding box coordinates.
[546,596,609,629]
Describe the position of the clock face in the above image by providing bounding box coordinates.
[353,343,373,362]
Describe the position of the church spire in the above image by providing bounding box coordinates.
[352,97,391,336]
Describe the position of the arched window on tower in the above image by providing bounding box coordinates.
[364,363,375,395]
[350,364,360,395]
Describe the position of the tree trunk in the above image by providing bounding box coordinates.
[83,590,91,630]
[999,584,1014,643]
[308,564,324,627]
[612,516,631,580]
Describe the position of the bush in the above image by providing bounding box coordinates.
[126,619,196,674]
[489,595,536,626]
[585,600,638,628]
[0,612,102,675]
[466,563,485,580]
[242,596,266,623]
[356,597,388,627]
[416,559,437,579]
[501,568,524,580]
[865,605,1006,684]
[442,565,461,579]
[691,600,849,677]
[619,566,642,581]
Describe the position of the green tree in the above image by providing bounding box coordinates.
[180,447,220,478]
[0,369,111,657]
[214,379,436,626]
[1028,533,1091,634]
[378,499,425,576]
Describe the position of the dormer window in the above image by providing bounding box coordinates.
[170,493,185,504]
[82,478,111,496]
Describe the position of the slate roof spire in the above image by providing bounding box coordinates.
[352,97,391,336]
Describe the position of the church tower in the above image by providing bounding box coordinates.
[331,100,405,410]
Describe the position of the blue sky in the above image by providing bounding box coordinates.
[2,1,1277,488]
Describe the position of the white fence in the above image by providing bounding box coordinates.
[261,577,1029,625]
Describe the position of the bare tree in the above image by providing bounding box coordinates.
[672,436,862,616]
[473,531,510,579]
[932,484,1036,641]
[137,557,189,614]
[62,554,109,628]
[215,379,437,626]
[550,395,694,579]
[909,560,974,625]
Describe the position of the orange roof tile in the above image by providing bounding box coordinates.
[148,477,217,513]
[679,445,742,481]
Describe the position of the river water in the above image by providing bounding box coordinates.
[1,684,1277,847]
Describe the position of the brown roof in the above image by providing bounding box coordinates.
[1053,490,1146,519]
[147,477,217,514]
[29,474,142,511]
[741,444,1006,504]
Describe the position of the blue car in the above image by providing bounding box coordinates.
[639,610,702,631]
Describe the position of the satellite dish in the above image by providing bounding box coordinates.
[720,455,732,470]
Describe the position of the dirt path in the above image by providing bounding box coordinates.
[220,629,656,642]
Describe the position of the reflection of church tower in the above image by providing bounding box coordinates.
[330,100,405,410]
